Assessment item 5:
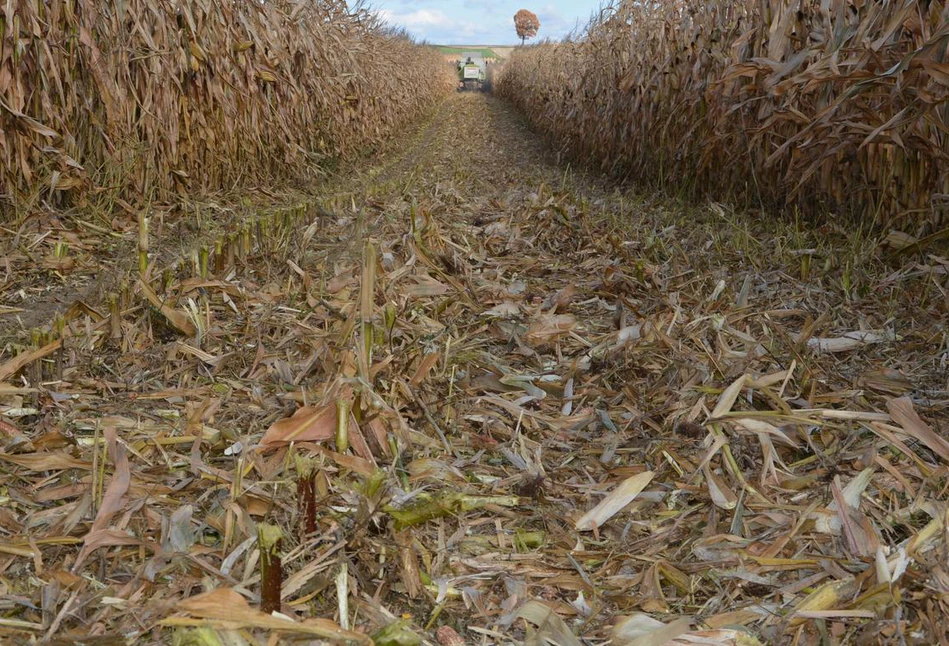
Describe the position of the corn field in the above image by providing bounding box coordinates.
[497,0,949,230]
[2,4,949,636]
[0,0,454,217]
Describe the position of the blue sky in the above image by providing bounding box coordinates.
[373,1,606,46]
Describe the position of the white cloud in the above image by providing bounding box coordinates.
[377,8,453,29]
[377,6,484,42]
[537,3,588,40]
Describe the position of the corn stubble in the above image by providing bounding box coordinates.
[0,0,454,213]
[496,0,949,230]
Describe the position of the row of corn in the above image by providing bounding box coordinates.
[496,0,949,229]
[0,0,455,215]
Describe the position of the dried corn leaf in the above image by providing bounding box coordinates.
[525,313,577,347]
[886,397,949,463]
[259,403,352,450]
[576,471,655,531]
[140,280,197,336]
[168,588,371,643]
[806,331,892,354]
[512,601,582,646]
[0,339,63,383]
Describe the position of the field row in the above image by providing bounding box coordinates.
[0,1,454,218]
[497,0,949,230]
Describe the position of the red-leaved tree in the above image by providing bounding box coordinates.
[514,9,540,45]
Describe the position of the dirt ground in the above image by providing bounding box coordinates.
[1,93,948,645]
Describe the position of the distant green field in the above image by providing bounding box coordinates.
[437,46,499,59]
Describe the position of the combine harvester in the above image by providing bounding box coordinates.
[457,52,489,92]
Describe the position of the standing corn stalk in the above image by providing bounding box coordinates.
[497,0,949,229]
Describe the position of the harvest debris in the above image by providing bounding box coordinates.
[0,94,947,644]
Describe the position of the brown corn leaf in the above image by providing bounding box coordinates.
[88,427,131,533]
[169,587,371,643]
[0,339,63,383]
[410,352,440,386]
[0,452,90,471]
[139,280,197,336]
[576,471,655,531]
[513,600,582,646]
[525,313,577,347]
[858,368,913,395]
[259,403,336,449]
[436,626,466,646]
[74,427,132,569]
[710,375,747,419]
[887,397,949,463]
